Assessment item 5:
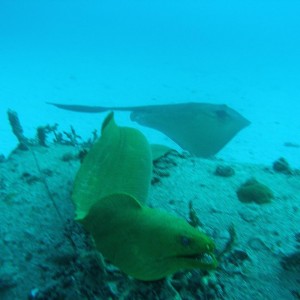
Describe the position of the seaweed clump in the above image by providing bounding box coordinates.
[236,178,273,204]
[7,109,98,151]
[36,124,59,146]
[36,124,83,147]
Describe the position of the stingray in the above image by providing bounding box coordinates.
[47,101,250,157]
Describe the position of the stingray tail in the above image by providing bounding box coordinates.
[47,102,149,113]
[46,102,112,113]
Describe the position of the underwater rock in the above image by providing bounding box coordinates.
[227,249,250,266]
[295,232,300,248]
[151,176,161,185]
[236,178,273,204]
[238,207,260,223]
[61,152,77,162]
[21,172,40,185]
[21,172,40,184]
[0,175,6,190]
[248,237,270,251]
[272,157,293,175]
[0,272,17,291]
[214,164,235,177]
[280,251,300,272]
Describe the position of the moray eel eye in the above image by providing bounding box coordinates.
[180,235,192,247]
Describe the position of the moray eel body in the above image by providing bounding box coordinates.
[81,193,216,281]
[72,112,152,219]
[73,112,217,280]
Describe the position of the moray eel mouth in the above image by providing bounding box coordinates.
[141,245,217,280]
[175,251,217,269]
[169,232,217,270]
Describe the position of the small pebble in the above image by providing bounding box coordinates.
[214,164,235,177]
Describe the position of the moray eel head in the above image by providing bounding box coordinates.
[139,206,217,280]
[81,193,217,281]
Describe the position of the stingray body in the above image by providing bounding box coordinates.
[73,112,217,280]
[48,102,250,157]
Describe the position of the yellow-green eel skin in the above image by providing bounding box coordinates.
[72,112,217,281]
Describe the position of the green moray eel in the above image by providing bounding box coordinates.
[72,112,217,280]
[72,112,152,219]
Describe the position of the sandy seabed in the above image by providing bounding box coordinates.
[0,142,299,300]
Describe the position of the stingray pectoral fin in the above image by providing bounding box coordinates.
[72,112,152,220]
[82,193,217,281]
[130,102,250,157]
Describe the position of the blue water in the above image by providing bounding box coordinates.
[1,0,300,166]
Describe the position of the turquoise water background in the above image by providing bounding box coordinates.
[1,0,300,166]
